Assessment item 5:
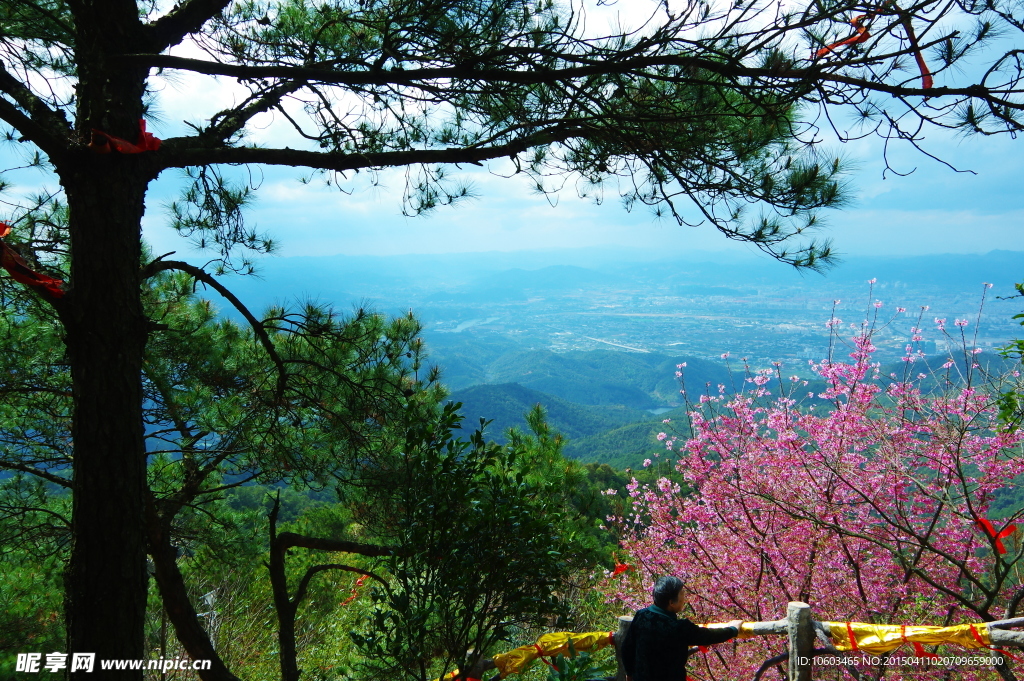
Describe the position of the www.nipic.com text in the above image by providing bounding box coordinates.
[15,653,213,673]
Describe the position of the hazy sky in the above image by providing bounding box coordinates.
[3,1,1021,264]
[133,0,1022,264]
[141,128,1022,261]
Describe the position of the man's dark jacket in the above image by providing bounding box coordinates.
[620,606,737,681]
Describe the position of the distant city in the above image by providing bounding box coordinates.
[221,247,1022,369]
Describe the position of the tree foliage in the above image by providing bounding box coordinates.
[350,404,597,681]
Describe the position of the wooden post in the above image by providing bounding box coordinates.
[615,616,633,681]
[787,602,813,681]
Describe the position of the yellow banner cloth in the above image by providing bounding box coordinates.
[492,631,614,676]
[823,622,992,654]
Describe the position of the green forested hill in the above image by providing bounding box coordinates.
[448,383,651,442]
[562,406,691,469]
[428,334,733,410]
[448,383,696,469]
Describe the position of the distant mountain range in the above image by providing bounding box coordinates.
[216,247,1024,315]
[428,338,732,408]
[201,247,1023,470]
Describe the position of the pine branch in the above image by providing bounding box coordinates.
[118,52,1024,113]
[158,124,586,171]
[144,0,234,52]
[141,259,287,401]
[0,62,72,158]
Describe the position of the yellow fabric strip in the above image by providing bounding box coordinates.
[823,622,992,654]
[492,631,614,676]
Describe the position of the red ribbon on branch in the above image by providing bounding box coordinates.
[815,9,932,89]
[900,17,933,89]
[968,623,1024,664]
[89,119,161,154]
[815,15,872,58]
[340,574,367,606]
[533,644,558,671]
[0,223,65,298]
[975,517,1017,554]
[846,622,860,652]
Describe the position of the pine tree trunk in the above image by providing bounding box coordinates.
[63,158,150,679]
[63,3,154,669]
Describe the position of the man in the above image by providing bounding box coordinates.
[621,576,745,681]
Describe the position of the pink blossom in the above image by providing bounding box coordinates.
[607,317,1024,681]
[642,459,652,467]
[657,432,668,441]
[896,307,906,313]
[955,319,969,327]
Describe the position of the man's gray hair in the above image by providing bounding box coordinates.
[652,576,684,608]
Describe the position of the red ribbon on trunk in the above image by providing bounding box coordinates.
[89,119,161,154]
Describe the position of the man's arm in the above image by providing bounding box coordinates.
[676,620,740,647]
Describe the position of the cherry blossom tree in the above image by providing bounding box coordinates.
[610,303,1024,681]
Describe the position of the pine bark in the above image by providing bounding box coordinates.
[62,3,155,677]
[63,157,150,679]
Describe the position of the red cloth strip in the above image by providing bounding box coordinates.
[900,18,933,89]
[846,622,860,652]
[900,624,937,658]
[0,223,64,298]
[533,644,558,671]
[89,119,161,154]
[815,15,871,58]
[976,517,1017,554]
[967,624,1024,664]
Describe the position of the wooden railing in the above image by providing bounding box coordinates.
[611,602,1024,681]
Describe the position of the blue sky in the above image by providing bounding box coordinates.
[2,1,1021,265]
[132,27,1023,264]
[137,122,1022,263]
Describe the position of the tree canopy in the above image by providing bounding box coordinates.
[1,0,1023,676]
